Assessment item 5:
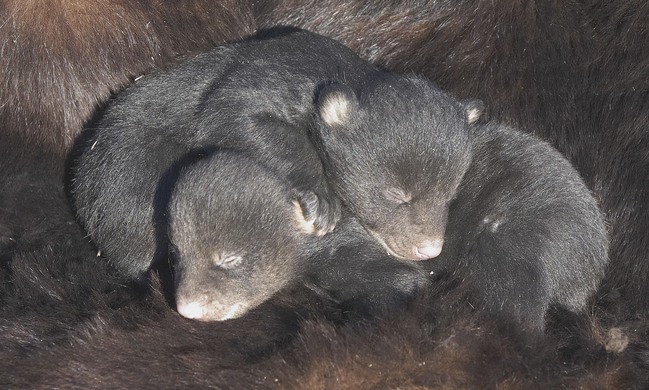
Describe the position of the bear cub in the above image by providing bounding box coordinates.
[168,151,317,321]
[312,80,482,261]
[312,84,609,329]
[71,29,448,320]
[435,122,609,328]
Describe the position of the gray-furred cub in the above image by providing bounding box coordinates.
[312,80,482,261]
[71,28,477,283]
[70,29,447,320]
[434,122,609,328]
[168,151,315,321]
[312,84,609,329]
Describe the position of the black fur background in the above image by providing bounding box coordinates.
[2,1,649,388]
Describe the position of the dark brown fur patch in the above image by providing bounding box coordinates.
[3,1,649,388]
[0,0,255,162]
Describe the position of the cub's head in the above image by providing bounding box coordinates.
[169,151,317,321]
[312,75,483,261]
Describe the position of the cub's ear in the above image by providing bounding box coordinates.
[463,99,485,124]
[316,83,359,127]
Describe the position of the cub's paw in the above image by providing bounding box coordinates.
[294,189,341,236]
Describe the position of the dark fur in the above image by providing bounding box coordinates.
[0,0,255,168]
[304,216,431,319]
[313,81,608,329]
[168,154,428,322]
[167,152,318,320]
[313,80,479,262]
[70,30,341,281]
[254,0,649,320]
[2,1,649,388]
[2,263,648,389]
[430,122,608,328]
[70,29,473,282]
[71,30,446,318]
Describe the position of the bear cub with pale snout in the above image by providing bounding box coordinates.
[70,29,448,320]
[312,84,609,329]
[312,80,482,261]
[167,151,317,321]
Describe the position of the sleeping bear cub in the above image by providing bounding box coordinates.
[167,151,317,321]
[70,28,454,320]
[312,84,609,329]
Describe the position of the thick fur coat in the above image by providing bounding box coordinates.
[2,1,649,388]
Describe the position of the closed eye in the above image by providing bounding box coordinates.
[213,253,243,269]
[383,187,412,205]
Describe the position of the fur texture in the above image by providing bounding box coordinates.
[69,29,472,283]
[312,82,608,329]
[69,29,349,281]
[71,29,451,320]
[254,0,649,322]
[2,1,649,388]
[0,0,256,166]
[431,122,608,328]
[312,80,478,262]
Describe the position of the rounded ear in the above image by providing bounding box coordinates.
[316,82,359,127]
[463,99,485,124]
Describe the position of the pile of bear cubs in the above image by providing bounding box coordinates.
[70,29,608,331]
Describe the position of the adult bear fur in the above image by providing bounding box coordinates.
[3,1,649,388]
[3,272,649,389]
[254,0,649,320]
[0,0,256,170]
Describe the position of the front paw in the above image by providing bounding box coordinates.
[294,189,341,236]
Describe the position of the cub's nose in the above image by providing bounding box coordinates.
[177,297,246,321]
[413,239,444,260]
[177,301,206,320]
